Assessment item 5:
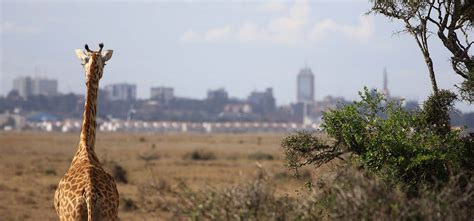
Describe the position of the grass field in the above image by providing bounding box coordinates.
[0,132,329,220]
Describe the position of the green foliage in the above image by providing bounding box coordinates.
[421,89,457,135]
[283,87,469,189]
[282,132,344,173]
[460,135,474,172]
[459,69,474,103]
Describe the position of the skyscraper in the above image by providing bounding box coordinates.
[13,76,58,98]
[382,67,390,98]
[297,66,315,103]
[104,83,137,101]
[13,76,33,98]
[32,77,58,96]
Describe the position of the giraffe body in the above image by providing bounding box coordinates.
[55,160,119,220]
[55,44,118,221]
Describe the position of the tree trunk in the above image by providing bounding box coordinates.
[425,53,439,94]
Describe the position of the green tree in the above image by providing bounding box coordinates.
[282,88,469,190]
[370,0,474,101]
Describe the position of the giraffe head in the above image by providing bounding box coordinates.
[75,43,113,82]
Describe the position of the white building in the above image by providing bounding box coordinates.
[104,83,137,101]
[13,76,58,98]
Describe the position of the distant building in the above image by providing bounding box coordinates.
[404,100,420,111]
[32,77,58,96]
[297,66,315,104]
[13,76,58,98]
[379,68,402,102]
[223,103,252,114]
[104,83,136,101]
[382,67,390,98]
[0,112,25,131]
[207,88,228,100]
[247,88,276,114]
[13,77,33,98]
[151,86,174,102]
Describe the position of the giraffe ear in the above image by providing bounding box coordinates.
[75,49,87,61]
[102,50,113,62]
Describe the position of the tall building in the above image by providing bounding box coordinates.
[297,66,315,103]
[13,76,58,98]
[104,83,136,101]
[13,77,33,98]
[382,67,390,98]
[248,88,276,114]
[151,86,174,102]
[32,77,58,96]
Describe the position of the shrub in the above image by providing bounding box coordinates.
[282,132,344,173]
[158,165,474,220]
[248,151,274,161]
[166,168,319,221]
[44,168,57,176]
[183,149,217,161]
[282,87,469,190]
[460,135,474,171]
[120,197,138,211]
[421,89,457,135]
[111,163,128,184]
[321,166,474,221]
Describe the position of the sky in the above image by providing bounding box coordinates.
[1,0,472,112]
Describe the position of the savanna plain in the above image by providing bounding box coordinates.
[0,132,330,221]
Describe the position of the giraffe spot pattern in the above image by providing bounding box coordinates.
[54,48,118,221]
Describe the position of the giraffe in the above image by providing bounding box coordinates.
[54,43,119,221]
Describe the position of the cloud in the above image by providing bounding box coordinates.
[308,16,373,42]
[180,0,373,46]
[204,26,232,42]
[267,0,309,44]
[238,22,266,42]
[259,1,286,13]
[180,30,199,42]
[0,21,40,34]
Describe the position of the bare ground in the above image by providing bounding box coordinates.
[0,132,324,220]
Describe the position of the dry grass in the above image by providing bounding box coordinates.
[0,132,327,220]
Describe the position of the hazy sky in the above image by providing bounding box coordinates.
[1,0,472,111]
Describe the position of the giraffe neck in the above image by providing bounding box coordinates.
[74,55,101,165]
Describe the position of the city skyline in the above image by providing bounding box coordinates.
[4,64,472,112]
[1,1,471,112]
